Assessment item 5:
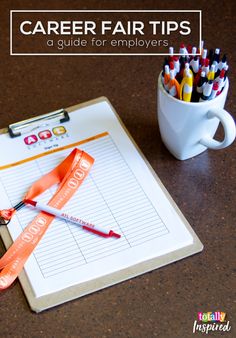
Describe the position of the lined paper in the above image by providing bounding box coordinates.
[0,134,168,279]
[0,100,194,298]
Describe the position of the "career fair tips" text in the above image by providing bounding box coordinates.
[19,20,191,36]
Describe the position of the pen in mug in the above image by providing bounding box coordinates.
[199,80,213,101]
[209,81,219,100]
[24,199,121,239]
[180,69,193,102]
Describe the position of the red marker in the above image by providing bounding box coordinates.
[193,68,202,87]
[187,44,192,54]
[215,70,226,95]
[173,56,180,74]
[169,61,175,75]
[202,58,210,76]
[24,199,121,238]
[179,43,188,56]
[196,71,207,96]
[168,46,174,62]
[209,81,219,100]
[201,49,207,63]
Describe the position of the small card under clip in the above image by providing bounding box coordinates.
[8,109,70,138]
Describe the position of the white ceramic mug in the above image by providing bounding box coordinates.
[157,72,236,160]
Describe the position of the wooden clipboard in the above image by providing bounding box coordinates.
[0,97,203,312]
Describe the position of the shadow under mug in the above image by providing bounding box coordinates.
[157,72,236,160]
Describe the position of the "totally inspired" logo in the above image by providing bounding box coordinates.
[193,312,231,334]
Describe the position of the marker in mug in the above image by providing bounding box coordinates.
[207,64,216,81]
[164,65,170,91]
[202,58,210,76]
[169,46,174,62]
[168,70,180,98]
[169,46,174,55]
[169,61,175,75]
[178,56,187,82]
[173,56,180,74]
[218,54,227,72]
[215,69,225,83]
[179,43,188,56]
[213,48,220,63]
[201,49,208,63]
[24,199,121,238]
[208,48,214,64]
[180,69,193,102]
[212,60,219,72]
[183,63,193,78]
[193,68,202,87]
[200,40,204,55]
[215,69,226,94]
[197,40,204,55]
[199,80,213,101]
[209,81,219,100]
[187,44,192,54]
[191,46,197,56]
[223,64,229,80]
[190,56,199,75]
[196,71,207,97]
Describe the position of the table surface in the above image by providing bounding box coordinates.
[0,1,235,337]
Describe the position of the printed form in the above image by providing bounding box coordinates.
[0,100,193,297]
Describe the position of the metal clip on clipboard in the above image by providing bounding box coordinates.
[8,109,70,138]
[0,109,70,225]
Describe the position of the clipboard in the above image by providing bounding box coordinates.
[0,97,203,312]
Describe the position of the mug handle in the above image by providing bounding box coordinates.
[200,108,236,149]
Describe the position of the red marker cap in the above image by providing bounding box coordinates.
[220,69,225,78]
[213,82,219,90]
[187,44,192,53]
[169,61,174,70]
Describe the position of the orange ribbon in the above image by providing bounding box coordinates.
[0,148,94,290]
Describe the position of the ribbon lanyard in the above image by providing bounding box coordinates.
[0,148,94,290]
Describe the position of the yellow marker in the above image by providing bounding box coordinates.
[183,63,193,79]
[180,70,193,102]
[207,64,216,81]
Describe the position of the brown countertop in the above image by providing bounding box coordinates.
[0,0,235,337]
